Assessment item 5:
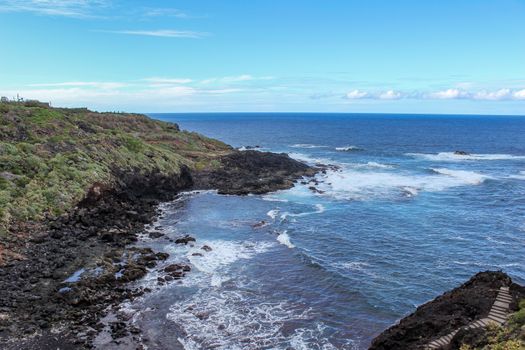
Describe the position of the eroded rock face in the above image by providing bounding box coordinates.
[369,271,522,350]
[193,150,317,195]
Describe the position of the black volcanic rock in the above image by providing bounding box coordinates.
[193,150,317,195]
[369,271,523,350]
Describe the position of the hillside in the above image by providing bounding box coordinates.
[0,100,230,240]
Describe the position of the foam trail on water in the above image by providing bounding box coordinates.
[335,145,364,152]
[406,152,525,161]
[277,231,295,248]
[314,167,489,200]
[280,204,326,220]
[290,144,328,149]
[267,209,280,220]
[508,171,525,180]
[430,168,489,185]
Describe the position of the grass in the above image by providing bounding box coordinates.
[460,299,525,350]
[0,101,232,236]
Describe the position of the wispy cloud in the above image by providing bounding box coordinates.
[345,90,369,99]
[142,77,193,85]
[100,29,208,38]
[426,88,525,101]
[341,88,525,101]
[29,81,126,89]
[201,75,275,84]
[0,0,109,18]
[142,8,190,19]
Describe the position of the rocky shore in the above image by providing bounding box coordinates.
[370,271,525,350]
[0,150,315,349]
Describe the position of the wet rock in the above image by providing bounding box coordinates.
[148,231,164,239]
[174,235,196,245]
[201,245,212,252]
[192,253,203,257]
[192,150,317,195]
[454,150,470,155]
[252,221,267,229]
[164,264,190,273]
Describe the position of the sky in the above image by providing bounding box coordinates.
[1,0,525,114]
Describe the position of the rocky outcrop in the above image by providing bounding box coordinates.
[0,168,193,347]
[369,271,525,350]
[0,149,316,349]
[193,150,317,195]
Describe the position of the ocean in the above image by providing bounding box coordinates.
[125,113,525,349]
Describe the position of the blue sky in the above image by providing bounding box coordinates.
[1,0,524,114]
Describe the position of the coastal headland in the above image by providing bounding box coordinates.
[0,101,523,349]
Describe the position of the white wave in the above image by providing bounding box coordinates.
[352,162,394,169]
[290,144,328,149]
[261,195,289,202]
[335,145,363,152]
[314,167,488,200]
[187,240,274,276]
[334,262,370,272]
[406,152,525,161]
[430,168,489,185]
[509,171,525,180]
[288,152,336,166]
[277,231,295,248]
[267,209,280,220]
[167,288,316,350]
[280,204,326,220]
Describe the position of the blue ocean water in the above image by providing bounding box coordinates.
[129,114,525,350]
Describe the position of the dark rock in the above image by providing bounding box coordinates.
[192,253,203,257]
[193,150,317,195]
[454,150,470,156]
[148,231,164,239]
[370,271,517,350]
[174,235,196,245]
[252,221,267,229]
[201,245,212,252]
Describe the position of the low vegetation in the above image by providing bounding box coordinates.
[0,100,231,237]
[460,299,525,350]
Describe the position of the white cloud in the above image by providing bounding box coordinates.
[427,88,466,100]
[102,30,208,39]
[345,90,368,99]
[473,89,512,101]
[513,89,525,100]
[201,75,275,84]
[143,8,189,18]
[142,77,193,85]
[29,81,126,89]
[426,88,525,101]
[379,90,403,100]
[0,0,109,18]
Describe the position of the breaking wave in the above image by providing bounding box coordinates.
[312,167,489,200]
[276,231,295,248]
[406,152,525,161]
[290,144,328,149]
[335,145,364,152]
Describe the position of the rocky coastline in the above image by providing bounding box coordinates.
[0,150,316,348]
[370,271,525,350]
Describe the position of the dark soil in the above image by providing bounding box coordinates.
[369,271,523,350]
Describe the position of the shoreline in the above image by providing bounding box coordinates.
[0,150,317,349]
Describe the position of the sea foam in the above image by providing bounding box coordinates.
[406,152,525,161]
[335,145,364,152]
[313,166,489,200]
[276,231,295,248]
